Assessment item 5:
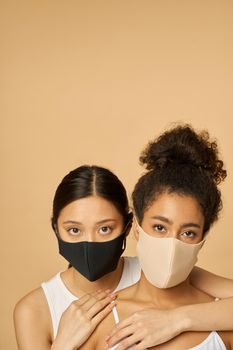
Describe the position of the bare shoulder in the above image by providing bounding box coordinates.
[190,266,233,298]
[14,287,52,350]
[14,286,50,324]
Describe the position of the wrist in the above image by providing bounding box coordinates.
[174,306,193,333]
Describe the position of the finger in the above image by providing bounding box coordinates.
[131,341,148,350]
[90,289,113,300]
[74,289,112,308]
[129,345,142,350]
[94,289,115,302]
[106,324,136,347]
[91,301,116,328]
[114,331,145,350]
[84,289,116,311]
[73,293,92,306]
[107,316,133,339]
[86,293,116,318]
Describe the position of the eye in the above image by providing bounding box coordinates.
[182,231,196,238]
[153,224,166,233]
[98,226,112,235]
[67,227,80,236]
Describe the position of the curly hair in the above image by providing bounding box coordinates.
[132,124,227,233]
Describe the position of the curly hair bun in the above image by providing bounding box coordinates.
[140,124,227,185]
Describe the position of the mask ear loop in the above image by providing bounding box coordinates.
[122,237,126,250]
[122,212,133,250]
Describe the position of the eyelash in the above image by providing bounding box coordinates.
[153,225,196,238]
[67,227,80,235]
[182,231,196,238]
[98,226,113,235]
[66,226,113,236]
[153,224,166,232]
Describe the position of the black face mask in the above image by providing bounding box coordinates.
[57,232,126,281]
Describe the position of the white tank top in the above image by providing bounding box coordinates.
[41,256,141,338]
[109,306,227,350]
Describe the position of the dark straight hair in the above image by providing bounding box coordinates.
[51,165,131,231]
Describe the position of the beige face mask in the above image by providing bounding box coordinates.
[136,224,205,289]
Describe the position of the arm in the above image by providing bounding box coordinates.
[106,299,233,350]
[190,266,233,299]
[182,297,233,332]
[106,293,233,350]
[14,288,52,350]
[14,288,116,350]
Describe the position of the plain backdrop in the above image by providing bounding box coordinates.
[1,1,233,349]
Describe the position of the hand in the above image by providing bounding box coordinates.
[105,308,185,350]
[52,289,116,350]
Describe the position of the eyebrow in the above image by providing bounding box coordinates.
[96,219,117,225]
[62,219,117,225]
[150,216,201,229]
[62,220,82,225]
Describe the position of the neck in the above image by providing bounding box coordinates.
[61,257,124,296]
[135,272,195,309]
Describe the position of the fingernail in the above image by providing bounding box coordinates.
[110,301,116,307]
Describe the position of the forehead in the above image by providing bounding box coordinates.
[58,195,123,220]
[144,192,204,223]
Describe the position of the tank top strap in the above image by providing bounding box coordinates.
[112,306,120,324]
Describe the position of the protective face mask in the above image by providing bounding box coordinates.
[136,224,205,288]
[57,232,126,281]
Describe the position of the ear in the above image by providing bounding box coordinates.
[132,217,139,241]
[51,220,58,235]
[124,212,133,237]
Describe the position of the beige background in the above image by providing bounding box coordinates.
[1,1,233,349]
